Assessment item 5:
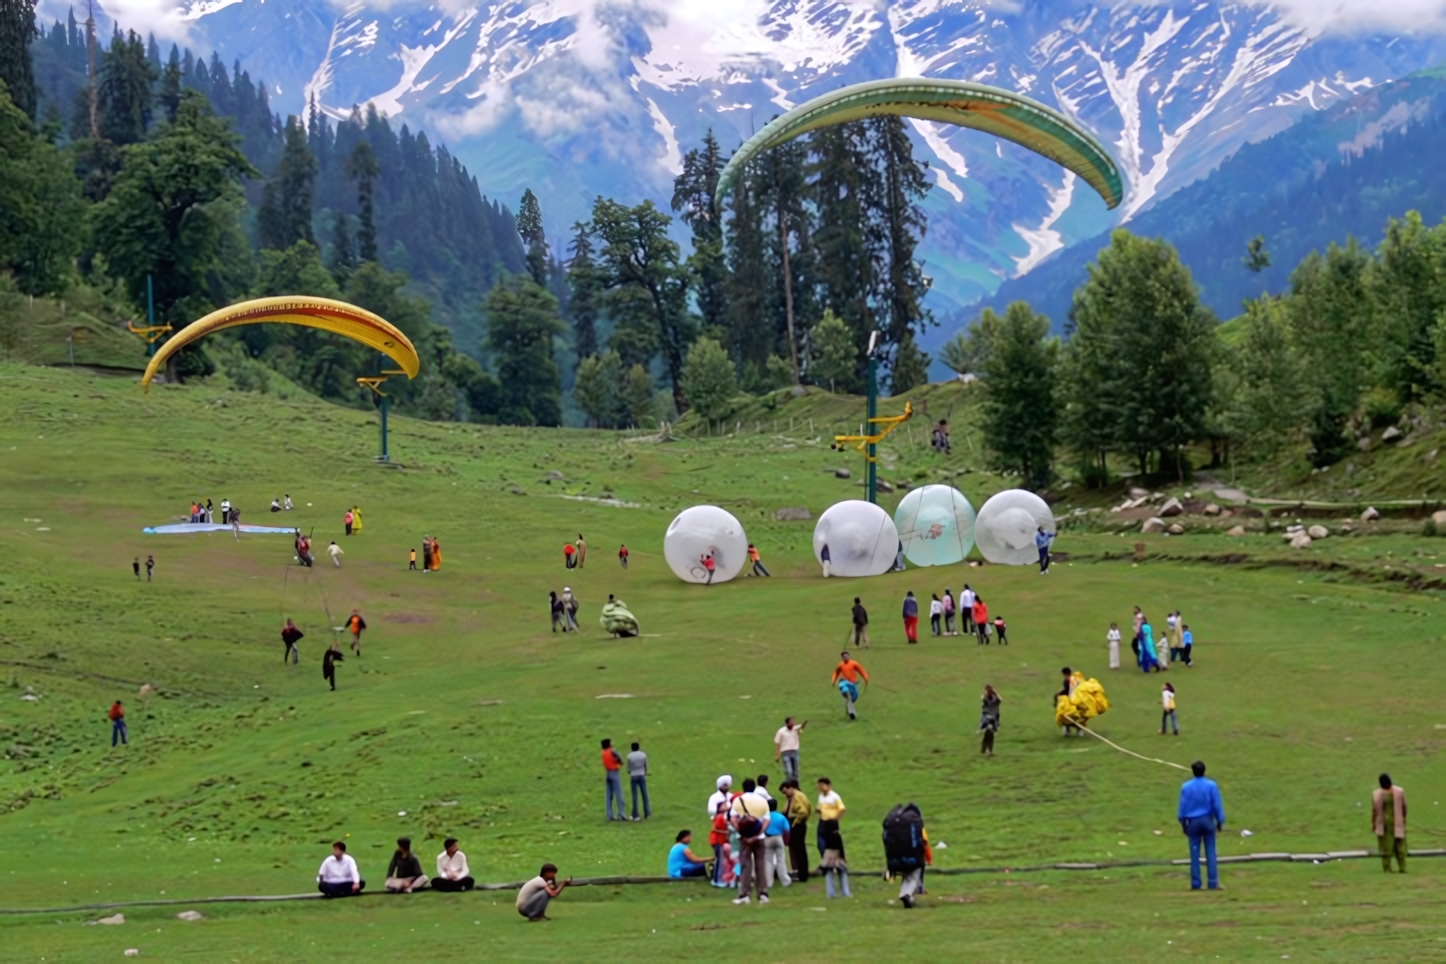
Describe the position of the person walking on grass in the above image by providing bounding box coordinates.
[979,685,1001,756]
[850,598,870,648]
[108,700,127,747]
[1180,624,1195,667]
[619,544,629,570]
[730,779,771,905]
[344,509,354,536]
[775,717,806,783]
[747,543,771,577]
[561,587,579,632]
[942,588,957,636]
[1178,760,1225,891]
[145,555,154,581]
[1036,526,1055,574]
[409,548,417,571]
[1107,622,1122,670]
[959,584,976,634]
[830,652,870,721]
[516,863,571,921]
[816,777,850,898]
[764,797,791,889]
[550,592,566,632]
[627,741,651,820]
[347,610,367,655]
[282,618,304,665]
[132,557,140,579]
[322,645,343,691]
[575,534,587,568]
[1161,682,1179,735]
[929,593,943,637]
[993,615,1008,644]
[328,541,344,568]
[384,837,429,893]
[1373,774,1408,873]
[433,837,474,891]
[782,780,812,883]
[973,595,990,645]
[884,802,929,908]
[601,739,626,820]
[902,591,920,644]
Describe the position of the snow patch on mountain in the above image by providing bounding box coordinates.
[1012,171,1077,276]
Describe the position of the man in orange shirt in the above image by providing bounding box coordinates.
[830,651,870,721]
[348,610,367,655]
[601,739,626,821]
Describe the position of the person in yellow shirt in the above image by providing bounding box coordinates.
[815,776,850,897]
[351,506,362,533]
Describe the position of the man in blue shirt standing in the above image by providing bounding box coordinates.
[1035,526,1055,574]
[1178,760,1226,890]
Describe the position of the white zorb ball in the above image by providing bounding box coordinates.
[813,500,899,578]
[894,485,976,567]
[975,489,1055,566]
[664,505,748,584]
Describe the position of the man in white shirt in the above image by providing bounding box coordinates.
[774,718,805,783]
[959,585,977,633]
[433,837,474,892]
[328,542,344,567]
[706,775,732,817]
[317,841,364,897]
[517,863,570,921]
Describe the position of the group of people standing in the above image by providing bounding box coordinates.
[1108,606,1193,673]
[918,585,1005,644]
[188,497,241,525]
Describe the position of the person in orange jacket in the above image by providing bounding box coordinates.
[348,610,367,655]
[108,700,127,746]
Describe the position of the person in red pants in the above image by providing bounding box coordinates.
[902,591,920,644]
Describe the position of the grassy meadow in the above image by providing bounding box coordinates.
[0,362,1444,960]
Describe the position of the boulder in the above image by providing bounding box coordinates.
[1290,533,1313,549]
[1308,525,1330,540]
[1167,523,1185,535]
[1160,497,1184,517]
[176,911,205,922]
[138,682,156,697]
[546,470,566,480]
[1361,506,1381,522]
[1226,525,1247,537]
[1357,437,1372,452]
[1129,487,1150,499]
[86,914,125,926]
[1204,503,1222,516]
[1432,510,1446,527]
[1382,426,1403,443]
[1141,517,1168,534]
[834,468,852,479]
[774,507,812,522]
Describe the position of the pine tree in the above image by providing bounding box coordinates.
[565,221,599,364]
[329,210,356,287]
[483,274,565,427]
[96,29,155,145]
[0,0,38,120]
[158,44,182,122]
[758,136,813,383]
[808,122,874,372]
[517,187,547,287]
[259,116,317,250]
[347,139,380,262]
[867,116,933,391]
[1222,297,1311,453]
[979,302,1058,488]
[671,131,729,335]
[723,163,772,374]
[809,309,857,392]
[623,362,655,428]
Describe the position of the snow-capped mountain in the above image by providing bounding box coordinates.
[54,1,1446,332]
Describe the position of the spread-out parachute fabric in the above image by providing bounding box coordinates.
[716,79,1124,214]
[893,485,976,567]
[1055,673,1111,729]
[975,489,1055,566]
[663,505,748,584]
[141,297,421,391]
[813,500,899,577]
[600,599,639,637]
[143,523,295,535]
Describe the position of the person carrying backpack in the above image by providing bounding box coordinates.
[883,802,930,908]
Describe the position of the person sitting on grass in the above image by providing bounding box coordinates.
[317,841,364,897]
[433,837,474,892]
[516,863,571,921]
[668,830,711,878]
[384,836,430,893]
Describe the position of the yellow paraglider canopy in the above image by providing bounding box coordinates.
[1055,673,1111,729]
[140,296,421,391]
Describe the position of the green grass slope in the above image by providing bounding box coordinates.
[0,364,1443,960]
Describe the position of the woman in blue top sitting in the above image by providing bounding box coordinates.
[668,830,710,879]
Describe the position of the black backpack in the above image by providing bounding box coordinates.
[882,804,923,872]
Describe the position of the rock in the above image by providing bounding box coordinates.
[834,468,852,479]
[774,507,812,522]
[1129,487,1149,499]
[1382,426,1403,443]
[1203,503,1222,516]
[1167,523,1185,535]
[87,913,125,925]
[1141,517,1168,534]
[1160,497,1184,517]
[176,911,205,922]
[1357,437,1372,452]
[546,470,566,480]
[1290,533,1313,549]
[125,950,140,957]
[1361,506,1381,522]
[509,486,527,496]
[1226,525,1247,537]
[138,683,156,697]
[1308,525,1330,540]
[1432,510,1446,527]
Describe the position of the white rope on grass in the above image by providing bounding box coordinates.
[1064,714,1190,771]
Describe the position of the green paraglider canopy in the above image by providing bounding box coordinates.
[715,78,1124,213]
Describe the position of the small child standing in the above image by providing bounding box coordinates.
[1107,622,1121,670]
[1160,682,1179,735]
[409,548,417,571]
[993,615,1008,644]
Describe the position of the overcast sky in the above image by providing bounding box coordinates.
[36,0,1446,46]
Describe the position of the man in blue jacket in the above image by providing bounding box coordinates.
[1035,526,1055,574]
[1178,760,1226,890]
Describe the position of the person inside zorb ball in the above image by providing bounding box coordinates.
[893,485,976,567]
[974,489,1055,566]
[812,500,899,578]
[662,505,748,584]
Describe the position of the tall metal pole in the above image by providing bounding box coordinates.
[866,355,878,504]
[379,395,390,462]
